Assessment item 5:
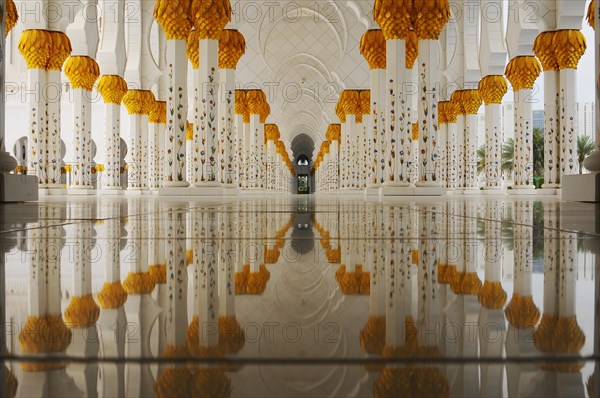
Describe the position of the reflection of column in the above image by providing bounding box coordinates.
[414,1,449,188]
[478,201,507,397]
[555,30,586,177]
[534,32,560,189]
[154,0,193,188]
[219,29,245,187]
[193,1,231,186]
[374,1,412,188]
[360,30,386,190]
[18,205,73,395]
[505,57,541,190]
[65,202,99,395]
[479,76,507,190]
[97,200,127,398]
[505,200,540,398]
[246,90,269,191]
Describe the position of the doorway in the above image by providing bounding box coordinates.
[297,174,310,194]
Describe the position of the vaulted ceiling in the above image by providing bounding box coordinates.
[232,0,375,161]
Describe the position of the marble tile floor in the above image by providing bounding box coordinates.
[1,194,599,397]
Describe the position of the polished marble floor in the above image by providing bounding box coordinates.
[1,194,599,397]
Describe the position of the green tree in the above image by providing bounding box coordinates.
[532,127,544,179]
[502,138,514,175]
[477,145,486,175]
[577,135,596,173]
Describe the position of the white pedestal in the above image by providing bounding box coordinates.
[156,187,191,197]
[380,186,446,196]
[242,189,266,196]
[68,188,98,196]
[506,187,537,196]
[364,187,380,196]
[534,188,558,196]
[0,174,39,202]
[100,189,125,196]
[462,188,480,195]
[225,187,240,196]
[562,173,600,202]
[481,188,506,196]
[189,186,226,196]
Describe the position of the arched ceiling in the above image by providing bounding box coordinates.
[291,133,315,163]
[233,0,373,151]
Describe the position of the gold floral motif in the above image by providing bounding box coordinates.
[18,29,52,69]
[191,0,231,39]
[553,30,587,69]
[505,56,541,91]
[533,31,559,71]
[5,0,18,37]
[187,30,201,68]
[478,75,508,105]
[97,75,128,104]
[219,29,245,69]
[360,29,386,69]
[64,56,100,91]
[153,0,194,40]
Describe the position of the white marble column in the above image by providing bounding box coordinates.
[556,30,586,177]
[505,57,541,190]
[219,29,245,189]
[534,32,561,189]
[234,89,248,189]
[479,76,507,190]
[154,0,192,188]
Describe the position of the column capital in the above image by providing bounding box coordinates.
[478,281,507,309]
[122,90,156,115]
[478,75,508,105]
[533,31,559,71]
[97,281,128,309]
[5,0,18,38]
[360,29,386,69]
[461,89,482,115]
[340,90,360,117]
[264,124,281,142]
[504,56,541,91]
[234,89,249,123]
[413,0,450,40]
[191,0,231,40]
[358,90,371,123]
[450,90,467,116]
[47,31,73,71]
[406,31,418,69]
[553,30,587,69]
[64,56,100,91]
[246,89,267,116]
[373,0,412,40]
[187,30,201,69]
[326,124,342,142]
[149,101,168,124]
[587,0,595,29]
[154,0,194,40]
[219,29,245,69]
[97,75,128,104]
[18,29,53,70]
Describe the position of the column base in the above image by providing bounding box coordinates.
[341,188,363,195]
[67,187,97,196]
[480,188,506,196]
[461,188,481,195]
[535,188,558,196]
[0,174,38,202]
[379,186,446,196]
[125,188,153,196]
[99,189,125,196]
[506,186,536,195]
[562,173,600,202]
[39,186,68,197]
[242,189,266,196]
[156,187,191,197]
[189,186,226,196]
[364,187,380,196]
[224,187,240,196]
